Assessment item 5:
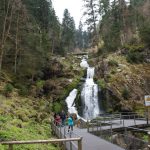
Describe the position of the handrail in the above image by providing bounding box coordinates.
[126,127,149,133]
[51,119,83,150]
[0,138,82,145]
[0,138,83,150]
[87,112,147,133]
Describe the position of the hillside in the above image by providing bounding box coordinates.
[94,47,150,113]
[0,55,83,150]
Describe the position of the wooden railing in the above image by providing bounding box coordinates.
[51,120,83,150]
[86,113,149,150]
[87,113,147,133]
[0,138,82,150]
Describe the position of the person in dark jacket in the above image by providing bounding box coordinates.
[60,110,66,126]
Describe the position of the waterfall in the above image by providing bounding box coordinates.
[65,89,79,116]
[80,58,89,68]
[65,57,100,120]
[81,59,100,120]
[65,89,87,121]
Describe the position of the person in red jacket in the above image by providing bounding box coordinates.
[55,114,61,126]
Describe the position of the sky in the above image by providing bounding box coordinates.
[52,0,84,28]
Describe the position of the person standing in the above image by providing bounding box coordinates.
[55,114,61,126]
[60,110,66,126]
[68,115,74,133]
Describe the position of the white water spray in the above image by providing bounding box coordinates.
[81,59,100,120]
[65,89,79,116]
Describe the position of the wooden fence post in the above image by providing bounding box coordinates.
[148,132,150,149]
[97,120,98,132]
[60,126,62,138]
[100,122,102,136]
[120,113,122,124]
[9,144,13,150]
[147,107,149,125]
[134,115,136,126]
[123,117,125,127]
[63,126,66,149]
[78,137,82,150]
[87,120,89,132]
[69,133,72,150]
[110,123,112,143]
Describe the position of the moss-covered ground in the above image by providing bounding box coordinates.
[0,95,59,150]
[0,55,84,150]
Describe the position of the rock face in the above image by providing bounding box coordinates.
[94,53,150,112]
[32,56,84,102]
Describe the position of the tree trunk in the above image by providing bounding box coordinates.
[0,0,11,73]
[14,12,20,74]
[52,37,55,54]
[0,0,14,73]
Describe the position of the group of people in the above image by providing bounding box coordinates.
[54,110,76,133]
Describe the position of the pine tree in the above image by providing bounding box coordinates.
[83,0,100,46]
[76,21,83,49]
[61,9,76,53]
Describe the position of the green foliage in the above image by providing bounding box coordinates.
[83,0,99,31]
[124,44,145,63]
[19,86,29,96]
[111,69,116,74]
[143,135,148,142]
[122,88,130,100]
[14,83,29,96]
[97,79,106,89]
[0,95,58,150]
[61,9,76,53]
[36,80,45,89]
[139,23,150,47]
[0,118,57,150]
[98,0,150,52]
[53,102,62,113]
[3,83,14,96]
[126,51,144,63]
[59,77,80,101]
[108,60,118,67]
[123,44,144,52]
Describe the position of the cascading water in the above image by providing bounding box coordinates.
[65,89,78,114]
[65,56,100,120]
[81,59,100,120]
[65,89,86,121]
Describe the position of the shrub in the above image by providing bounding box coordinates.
[122,88,130,100]
[43,80,56,95]
[126,51,144,63]
[14,83,28,96]
[111,69,116,74]
[123,44,145,63]
[53,102,62,113]
[19,86,28,96]
[139,23,150,47]
[3,83,14,97]
[108,60,118,67]
[36,80,45,89]
[123,44,144,52]
[97,79,106,89]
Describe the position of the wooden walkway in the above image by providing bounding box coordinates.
[53,126,124,150]
[71,127,124,150]
[52,117,148,150]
